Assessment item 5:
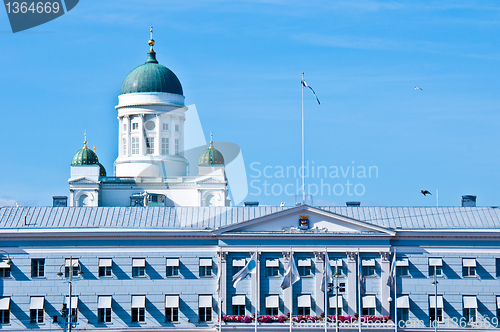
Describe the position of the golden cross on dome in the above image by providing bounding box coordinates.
[148,26,155,52]
[83,131,88,149]
[210,132,214,149]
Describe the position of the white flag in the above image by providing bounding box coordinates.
[321,257,333,292]
[281,252,300,290]
[232,252,257,287]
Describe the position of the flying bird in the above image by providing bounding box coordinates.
[414,86,423,90]
[421,190,432,196]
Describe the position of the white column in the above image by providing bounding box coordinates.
[252,252,260,319]
[380,252,391,316]
[125,116,130,157]
[314,251,325,315]
[221,252,227,315]
[346,252,358,315]
[169,114,175,155]
[179,115,185,156]
[155,115,161,156]
[138,114,145,155]
[118,116,123,157]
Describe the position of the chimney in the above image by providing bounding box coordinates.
[461,195,476,207]
[244,201,259,207]
[52,196,68,207]
[346,201,361,207]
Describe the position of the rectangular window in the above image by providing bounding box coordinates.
[175,124,179,132]
[198,295,212,322]
[65,258,80,278]
[362,258,376,276]
[166,258,180,277]
[175,139,179,155]
[462,258,476,277]
[496,258,500,278]
[161,137,169,155]
[131,295,145,323]
[297,294,311,315]
[297,258,312,277]
[232,258,246,276]
[362,295,376,316]
[266,258,279,277]
[65,296,78,322]
[163,123,169,131]
[232,295,246,315]
[429,258,443,277]
[132,258,146,277]
[146,137,154,155]
[98,296,112,323]
[131,137,139,155]
[429,295,443,322]
[99,258,112,277]
[328,295,342,316]
[31,259,45,278]
[29,297,44,324]
[330,259,343,276]
[396,258,409,276]
[165,295,179,322]
[0,263,10,278]
[463,296,477,322]
[122,138,127,155]
[98,308,111,323]
[132,123,138,130]
[397,296,409,324]
[265,295,279,316]
[123,123,127,132]
[199,258,212,277]
[0,298,9,324]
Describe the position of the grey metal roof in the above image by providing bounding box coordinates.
[1,206,500,230]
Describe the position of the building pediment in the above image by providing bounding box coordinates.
[195,176,226,184]
[214,205,395,236]
[68,177,100,185]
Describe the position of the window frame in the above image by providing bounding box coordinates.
[132,123,138,130]
[462,258,476,277]
[132,259,146,278]
[131,137,139,155]
[297,258,312,277]
[98,308,111,323]
[0,309,8,324]
[31,259,45,278]
[145,137,154,155]
[0,268,10,278]
[131,307,145,323]
[166,258,180,277]
[165,307,179,322]
[161,137,169,155]
[199,258,212,277]
[428,258,443,277]
[29,309,43,324]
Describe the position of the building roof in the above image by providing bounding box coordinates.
[1,206,499,231]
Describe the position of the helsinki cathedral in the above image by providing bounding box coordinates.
[67,28,229,208]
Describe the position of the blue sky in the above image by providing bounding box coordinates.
[1,0,500,207]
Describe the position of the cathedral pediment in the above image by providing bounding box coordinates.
[68,177,100,185]
[195,176,226,184]
[214,205,395,236]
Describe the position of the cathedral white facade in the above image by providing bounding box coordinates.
[68,29,229,208]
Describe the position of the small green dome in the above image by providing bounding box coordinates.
[198,134,224,166]
[71,135,107,177]
[71,146,99,166]
[120,51,183,96]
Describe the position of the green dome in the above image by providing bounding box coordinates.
[120,51,183,96]
[71,138,107,177]
[71,146,99,166]
[198,137,224,166]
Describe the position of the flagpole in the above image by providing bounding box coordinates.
[218,247,222,332]
[255,248,259,332]
[357,249,361,332]
[301,72,305,204]
[394,247,398,332]
[324,248,328,332]
[290,248,293,332]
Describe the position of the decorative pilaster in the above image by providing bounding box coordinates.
[138,114,145,155]
[314,251,325,315]
[346,251,358,315]
[380,252,391,316]
[155,115,161,156]
[218,251,228,315]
